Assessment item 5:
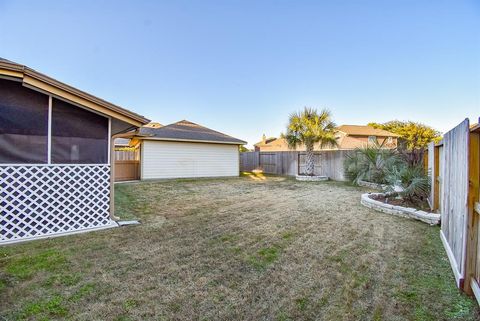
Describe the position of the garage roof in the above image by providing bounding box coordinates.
[137,120,247,145]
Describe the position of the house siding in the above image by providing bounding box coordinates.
[142,140,239,179]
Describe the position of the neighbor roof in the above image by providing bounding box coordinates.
[337,125,400,137]
[114,138,131,146]
[254,137,278,147]
[137,120,247,145]
[0,57,150,127]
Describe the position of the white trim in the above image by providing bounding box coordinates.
[140,141,144,180]
[47,95,52,164]
[440,229,463,287]
[471,279,480,306]
[107,117,111,164]
[138,136,245,145]
[0,164,110,166]
[0,221,118,246]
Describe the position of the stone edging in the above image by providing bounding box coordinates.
[295,175,329,182]
[361,193,440,225]
[357,180,389,190]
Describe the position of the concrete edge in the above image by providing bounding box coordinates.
[295,175,329,182]
[361,192,440,225]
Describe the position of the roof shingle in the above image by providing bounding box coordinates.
[138,120,247,145]
[337,125,399,137]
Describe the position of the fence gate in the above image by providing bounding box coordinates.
[298,153,322,176]
[259,153,276,173]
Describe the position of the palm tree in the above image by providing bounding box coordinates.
[285,107,338,176]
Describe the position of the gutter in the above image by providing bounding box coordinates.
[135,136,247,145]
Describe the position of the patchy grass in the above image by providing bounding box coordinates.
[19,294,68,319]
[1,175,479,320]
[4,249,67,279]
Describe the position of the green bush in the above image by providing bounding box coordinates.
[344,143,431,207]
[385,164,430,204]
[344,144,400,185]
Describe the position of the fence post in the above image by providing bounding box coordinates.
[297,152,300,175]
[433,146,440,211]
[464,131,480,294]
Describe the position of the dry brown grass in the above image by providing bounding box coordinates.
[1,174,479,321]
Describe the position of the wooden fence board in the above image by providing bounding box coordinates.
[115,160,140,181]
[115,149,139,161]
[440,119,470,287]
[428,142,435,208]
[465,131,479,293]
[240,150,347,180]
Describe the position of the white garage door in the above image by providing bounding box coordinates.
[141,140,239,179]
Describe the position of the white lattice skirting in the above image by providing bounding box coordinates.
[1,165,115,245]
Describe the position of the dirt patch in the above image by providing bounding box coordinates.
[369,193,431,211]
[0,175,478,321]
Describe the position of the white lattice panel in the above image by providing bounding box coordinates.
[1,165,114,244]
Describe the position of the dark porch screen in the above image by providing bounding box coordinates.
[0,79,49,163]
[51,98,108,164]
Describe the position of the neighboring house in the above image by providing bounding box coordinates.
[254,125,399,151]
[0,58,150,244]
[130,120,246,179]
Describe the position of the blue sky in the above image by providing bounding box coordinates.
[0,0,479,147]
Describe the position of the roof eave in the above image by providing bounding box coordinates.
[0,60,150,127]
[137,136,247,145]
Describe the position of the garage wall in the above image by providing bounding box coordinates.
[141,140,239,179]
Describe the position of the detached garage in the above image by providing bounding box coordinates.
[135,120,246,179]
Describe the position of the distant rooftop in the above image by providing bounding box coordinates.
[337,125,400,137]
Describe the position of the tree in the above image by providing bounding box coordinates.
[368,120,441,150]
[239,145,250,152]
[285,107,337,176]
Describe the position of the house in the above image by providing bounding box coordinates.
[129,120,246,179]
[254,125,399,151]
[0,58,150,244]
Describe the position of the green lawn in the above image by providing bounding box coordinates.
[1,174,479,320]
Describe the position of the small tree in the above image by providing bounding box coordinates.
[368,120,441,150]
[239,145,250,152]
[285,107,337,176]
[385,164,431,204]
[344,142,401,184]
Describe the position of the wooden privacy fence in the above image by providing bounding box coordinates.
[240,150,348,181]
[115,160,140,181]
[115,149,139,161]
[114,149,140,181]
[428,118,480,302]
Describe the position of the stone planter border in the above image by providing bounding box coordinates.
[295,175,329,182]
[357,180,389,190]
[361,192,440,225]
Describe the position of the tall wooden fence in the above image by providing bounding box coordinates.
[114,149,140,181]
[240,150,348,181]
[428,118,480,302]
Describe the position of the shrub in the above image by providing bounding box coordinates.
[344,144,400,185]
[385,164,430,204]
